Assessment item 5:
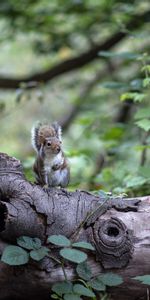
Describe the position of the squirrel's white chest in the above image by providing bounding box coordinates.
[44,152,63,173]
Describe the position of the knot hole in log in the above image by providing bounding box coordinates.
[93,217,133,269]
[107,226,119,237]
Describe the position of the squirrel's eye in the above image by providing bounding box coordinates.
[47,142,51,147]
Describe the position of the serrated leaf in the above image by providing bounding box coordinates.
[60,248,87,264]
[133,275,150,285]
[134,108,150,120]
[64,294,82,300]
[97,273,123,286]
[135,119,150,132]
[73,284,95,297]
[30,246,49,261]
[1,246,29,266]
[72,242,95,251]
[88,278,106,291]
[17,236,42,250]
[76,262,92,281]
[52,282,73,296]
[47,235,71,247]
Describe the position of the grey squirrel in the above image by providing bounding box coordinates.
[31,122,70,188]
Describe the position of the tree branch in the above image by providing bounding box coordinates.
[0,10,149,89]
[0,152,150,300]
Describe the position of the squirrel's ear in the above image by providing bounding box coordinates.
[52,122,62,141]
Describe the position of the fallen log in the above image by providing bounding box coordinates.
[0,152,150,300]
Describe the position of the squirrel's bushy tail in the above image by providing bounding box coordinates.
[31,122,42,153]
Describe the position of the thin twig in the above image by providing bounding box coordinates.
[48,254,68,281]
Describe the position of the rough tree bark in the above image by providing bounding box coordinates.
[0,152,150,300]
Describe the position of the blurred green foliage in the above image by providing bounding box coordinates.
[0,0,149,196]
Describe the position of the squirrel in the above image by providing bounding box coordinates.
[31,122,70,188]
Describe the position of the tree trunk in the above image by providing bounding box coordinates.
[0,152,150,300]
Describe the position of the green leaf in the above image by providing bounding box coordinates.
[73,284,95,297]
[135,145,150,151]
[60,248,87,264]
[100,81,128,89]
[98,190,109,199]
[98,51,116,58]
[139,166,150,179]
[133,275,150,285]
[72,242,95,251]
[1,246,29,266]
[143,78,150,87]
[88,278,106,291]
[118,52,141,60]
[52,282,73,296]
[103,126,124,141]
[78,116,93,126]
[130,79,143,91]
[17,236,42,250]
[135,119,150,132]
[142,65,150,73]
[124,176,147,188]
[30,246,49,261]
[76,262,92,281]
[51,294,59,299]
[134,108,150,120]
[120,92,145,102]
[97,273,123,286]
[47,235,71,247]
[99,51,140,60]
[64,294,82,300]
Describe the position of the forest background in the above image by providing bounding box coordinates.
[0,0,149,196]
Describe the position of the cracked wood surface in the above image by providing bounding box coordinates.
[0,152,150,300]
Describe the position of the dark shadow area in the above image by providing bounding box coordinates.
[0,202,7,232]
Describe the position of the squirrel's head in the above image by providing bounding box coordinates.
[40,137,62,158]
[31,122,62,153]
[38,126,56,145]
